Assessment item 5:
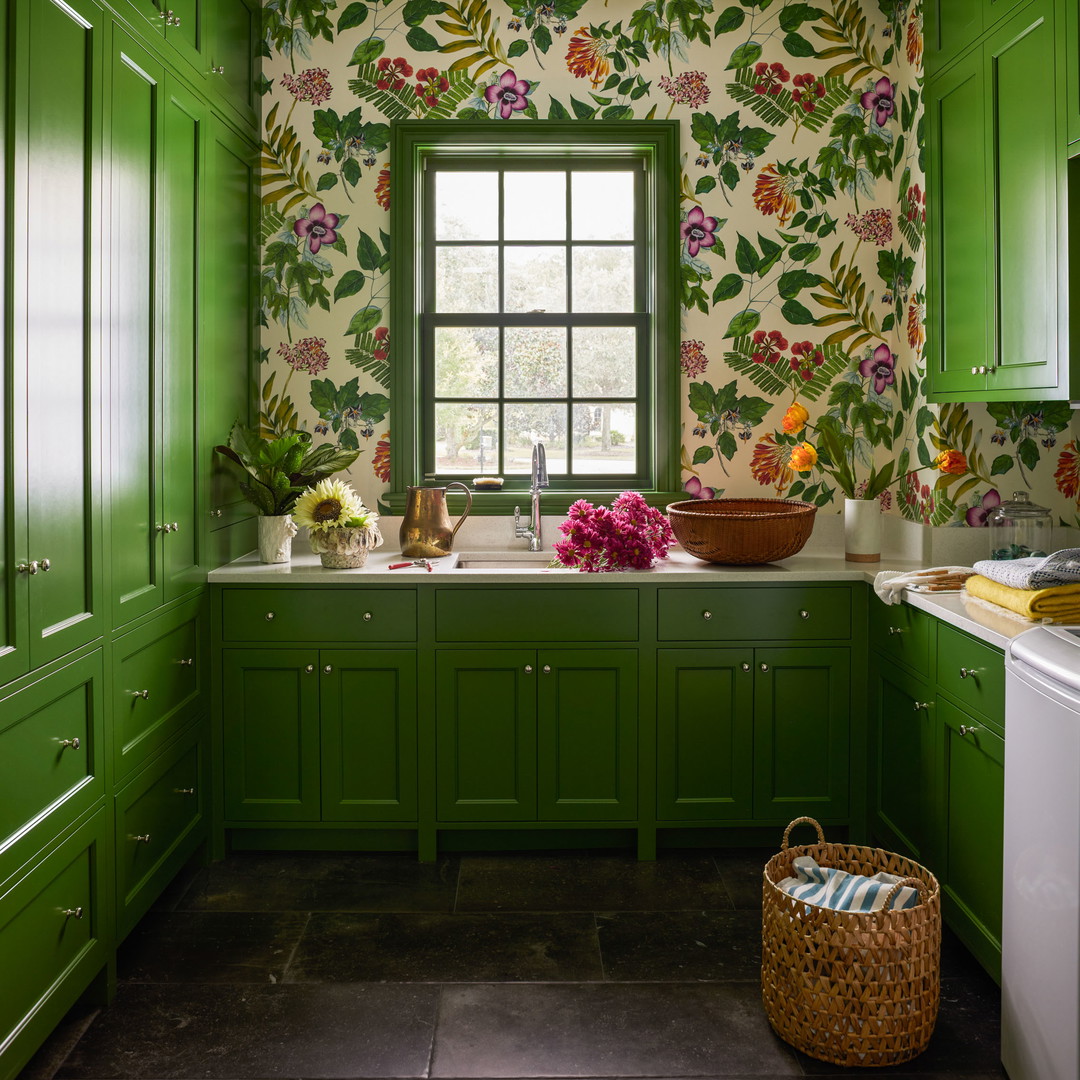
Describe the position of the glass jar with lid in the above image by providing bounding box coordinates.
[987,490,1053,560]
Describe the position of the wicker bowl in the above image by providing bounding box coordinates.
[665,498,817,565]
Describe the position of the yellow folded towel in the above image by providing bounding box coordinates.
[965,575,1080,621]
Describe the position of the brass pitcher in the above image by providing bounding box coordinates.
[399,483,473,558]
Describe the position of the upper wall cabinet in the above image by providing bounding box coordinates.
[926,0,1074,402]
[924,0,1030,70]
[2,0,105,687]
[1069,0,1080,146]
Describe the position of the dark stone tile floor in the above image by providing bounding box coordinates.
[17,849,1007,1080]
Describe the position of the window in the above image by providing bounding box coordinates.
[389,121,680,513]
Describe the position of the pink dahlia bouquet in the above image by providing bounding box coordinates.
[552,491,675,573]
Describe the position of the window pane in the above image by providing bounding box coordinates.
[572,404,636,474]
[436,172,498,240]
[504,246,566,313]
[505,172,565,240]
[436,246,499,312]
[434,327,500,398]
[572,327,636,397]
[503,404,567,474]
[571,246,634,312]
[572,171,634,240]
[505,327,567,398]
[434,403,498,474]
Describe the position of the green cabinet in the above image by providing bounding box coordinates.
[2,0,105,687]
[205,0,257,122]
[927,0,1072,401]
[222,649,418,823]
[924,0,1029,68]
[435,649,638,823]
[1068,0,1080,145]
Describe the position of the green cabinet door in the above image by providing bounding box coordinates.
[321,650,418,822]
[537,650,637,821]
[207,0,256,121]
[656,649,754,821]
[753,647,850,820]
[984,0,1063,396]
[870,655,936,863]
[926,52,991,398]
[435,650,537,822]
[108,28,165,627]
[925,0,983,69]
[221,649,321,821]
[161,79,204,602]
[939,697,1005,978]
[1068,0,1080,145]
[14,0,104,671]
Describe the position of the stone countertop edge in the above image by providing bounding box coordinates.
[208,547,1042,652]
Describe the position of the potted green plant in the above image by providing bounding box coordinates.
[214,423,361,563]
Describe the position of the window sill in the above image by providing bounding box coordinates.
[379,488,686,517]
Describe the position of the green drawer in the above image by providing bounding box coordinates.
[0,653,104,889]
[936,623,1005,729]
[436,588,639,642]
[115,727,205,939]
[869,599,932,672]
[657,586,851,641]
[113,600,204,780]
[0,809,108,1067]
[221,588,417,642]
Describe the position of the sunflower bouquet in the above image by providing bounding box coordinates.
[294,478,384,569]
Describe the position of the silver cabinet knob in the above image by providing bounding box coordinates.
[323,664,332,674]
[702,611,712,621]
[959,667,977,679]
[265,612,276,621]
[524,665,533,674]
[59,737,81,750]
[799,609,809,619]
[209,508,223,518]
[17,561,39,575]
[133,834,152,844]
[760,663,769,672]
[174,787,196,796]
[959,724,978,737]
[305,664,315,673]
[542,665,551,674]
[177,658,194,666]
[39,558,51,572]
[741,662,751,672]
[363,612,373,622]
[129,689,150,700]
[913,701,930,711]
[211,64,225,74]
[62,907,84,919]
[888,626,904,636]
[159,8,167,16]
[172,14,180,25]
[170,522,179,532]
[156,523,168,532]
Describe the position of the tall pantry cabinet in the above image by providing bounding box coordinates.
[0,1,257,1077]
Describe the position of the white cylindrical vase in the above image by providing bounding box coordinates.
[844,497,881,563]
[257,514,298,563]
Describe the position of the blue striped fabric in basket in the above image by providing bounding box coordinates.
[778,855,919,912]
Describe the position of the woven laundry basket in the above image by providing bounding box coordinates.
[761,817,942,1068]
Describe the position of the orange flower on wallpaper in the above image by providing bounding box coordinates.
[565,28,610,88]
[375,166,390,211]
[782,402,808,435]
[906,10,924,68]
[907,298,925,352]
[1055,440,1080,501]
[934,449,967,475]
[373,432,391,482]
[751,433,794,493]
[789,442,818,471]
[753,164,798,226]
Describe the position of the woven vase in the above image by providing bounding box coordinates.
[309,525,382,569]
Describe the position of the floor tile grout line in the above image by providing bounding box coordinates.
[424,983,444,1079]
[593,912,607,982]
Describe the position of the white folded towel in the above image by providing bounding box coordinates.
[873,566,974,605]
[972,548,1080,590]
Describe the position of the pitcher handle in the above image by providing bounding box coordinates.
[447,482,473,540]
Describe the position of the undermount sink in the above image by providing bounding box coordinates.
[454,551,558,569]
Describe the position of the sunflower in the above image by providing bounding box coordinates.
[293,478,368,532]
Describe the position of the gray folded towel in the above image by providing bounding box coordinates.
[973,548,1080,590]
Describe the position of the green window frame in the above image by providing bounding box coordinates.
[387,121,681,515]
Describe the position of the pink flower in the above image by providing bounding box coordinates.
[280,68,333,106]
[484,69,531,119]
[680,340,708,378]
[681,206,718,258]
[294,203,339,254]
[553,492,675,572]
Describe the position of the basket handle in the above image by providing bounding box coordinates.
[882,876,929,910]
[781,816,826,850]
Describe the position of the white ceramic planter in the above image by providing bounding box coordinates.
[257,514,298,564]
[308,524,384,568]
[844,497,881,563]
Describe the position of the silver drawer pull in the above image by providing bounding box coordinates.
[702,610,712,621]
[17,561,39,575]
[760,663,769,673]
[155,523,168,532]
[959,724,978,737]
[363,611,373,622]
[39,558,51,572]
[305,664,315,673]
[62,907,84,919]
[913,701,930,711]
[209,508,223,518]
[799,609,809,619]
[265,611,276,621]
[542,665,551,674]
[741,662,750,672]
[323,664,333,674]
[170,522,179,532]
[59,737,81,750]
[212,64,225,74]
[177,658,194,666]
[129,689,150,700]
[133,834,152,844]
[524,665,533,674]
[959,667,977,679]
[888,626,904,636]
[174,787,196,796]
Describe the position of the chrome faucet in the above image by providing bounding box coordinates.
[514,441,549,552]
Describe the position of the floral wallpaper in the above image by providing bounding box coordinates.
[258,0,1080,528]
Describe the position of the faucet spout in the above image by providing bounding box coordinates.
[514,440,549,552]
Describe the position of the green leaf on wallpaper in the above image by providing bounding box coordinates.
[788,242,820,264]
[602,73,621,91]
[688,381,715,419]
[349,38,385,65]
[523,98,540,120]
[357,231,383,272]
[777,269,822,298]
[508,39,529,57]
[781,298,815,324]
[726,41,762,69]
[548,97,572,119]
[345,306,382,337]
[783,32,816,57]
[406,25,440,50]
[338,2,369,30]
[897,446,909,479]
[1018,437,1040,471]
[779,3,824,30]
[720,161,740,189]
[693,446,714,465]
[735,235,759,275]
[917,440,933,468]
[602,105,633,120]
[403,0,449,25]
[991,455,1015,476]
[342,157,362,186]
[695,176,717,194]
[915,406,935,437]
[714,6,746,32]
[334,270,366,302]
[317,172,339,191]
[712,273,744,301]
[724,308,760,338]
[534,23,553,52]
[718,430,738,460]
[570,96,596,120]
[338,428,359,450]
[881,313,895,332]
[789,481,805,497]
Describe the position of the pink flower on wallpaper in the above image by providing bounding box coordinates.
[861,76,895,126]
[485,70,532,119]
[659,70,710,107]
[846,208,893,245]
[680,340,708,378]
[681,206,718,258]
[280,68,332,106]
[294,203,339,254]
[277,337,330,376]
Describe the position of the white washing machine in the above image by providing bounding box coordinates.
[1002,626,1080,1080]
